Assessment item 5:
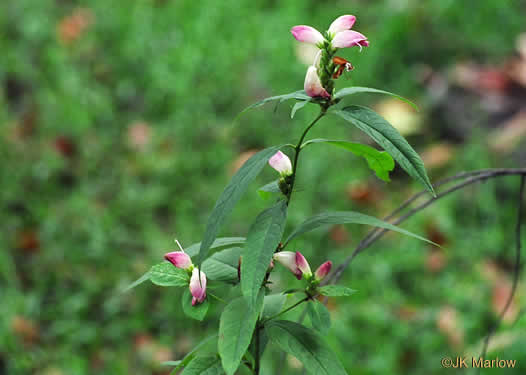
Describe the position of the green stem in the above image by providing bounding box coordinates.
[286,109,327,204]
[261,296,310,324]
[254,324,261,374]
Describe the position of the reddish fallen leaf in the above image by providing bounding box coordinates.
[54,136,77,158]
[57,8,94,45]
[11,316,39,345]
[346,182,384,205]
[436,306,464,348]
[492,279,519,323]
[127,122,152,150]
[17,230,40,253]
[329,224,350,246]
[420,143,455,170]
[396,305,418,321]
[229,150,258,175]
[426,249,447,273]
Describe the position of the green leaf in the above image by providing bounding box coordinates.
[169,335,218,374]
[241,90,311,114]
[301,139,395,182]
[182,289,209,321]
[181,356,224,375]
[121,271,151,293]
[218,291,264,375]
[202,247,241,282]
[284,211,436,247]
[262,294,287,319]
[318,285,356,297]
[185,237,245,257]
[257,180,281,200]
[150,262,189,287]
[334,106,434,195]
[197,146,283,265]
[334,86,418,111]
[307,300,331,335]
[291,99,312,119]
[266,320,347,375]
[241,200,288,305]
[162,360,182,366]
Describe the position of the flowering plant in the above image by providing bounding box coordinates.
[128,14,435,375]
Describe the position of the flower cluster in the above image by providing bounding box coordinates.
[273,251,332,283]
[291,15,369,98]
[164,250,207,306]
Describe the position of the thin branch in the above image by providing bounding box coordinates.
[325,168,526,285]
[477,175,524,372]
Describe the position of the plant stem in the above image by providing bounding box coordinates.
[254,324,261,374]
[286,109,327,204]
[261,296,310,324]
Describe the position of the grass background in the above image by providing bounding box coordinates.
[1,0,526,374]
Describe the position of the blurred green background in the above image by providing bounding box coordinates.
[2,0,526,374]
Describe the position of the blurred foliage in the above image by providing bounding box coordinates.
[1,0,526,374]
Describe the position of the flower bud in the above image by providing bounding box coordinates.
[273,251,302,280]
[314,261,332,281]
[291,25,324,45]
[328,15,357,35]
[295,251,312,278]
[331,30,369,49]
[189,268,207,305]
[304,66,330,98]
[164,251,193,270]
[269,151,292,177]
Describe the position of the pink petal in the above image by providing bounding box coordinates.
[328,15,356,35]
[304,66,330,98]
[164,251,193,269]
[332,30,369,49]
[274,251,302,279]
[291,25,324,45]
[315,261,332,281]
[269,151,292,176]
[295,252,312,277]
[189,268,207,305]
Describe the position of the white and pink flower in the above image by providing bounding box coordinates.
[164,251,193,270]
[314,261,332,281]
[304,66,330,98]
[269,151,292,177]
[189,268,207,305]
[273,251,312,280]
[291,14,369,50]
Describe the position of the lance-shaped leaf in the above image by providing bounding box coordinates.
[185,237,245,257]
[301,139,395,181]
[241,90,311,114]
[334,106,434,195]
[284,211,436,247]
[307,300,331,335]
[168,335,218,374]
[197,146,283,266]
[121,271,151,293]
[218,291,264,375]
[261,294,287,319]
[257,180,281,200]
[181,356,224,375]
[266,320,348,375]
[150,262,189,287]
[334,86,418,111]
[318,285,356,297]
[291,99,312,119]
[202,247,241,282]
[241,200,288,305]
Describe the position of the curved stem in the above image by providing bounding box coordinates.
[286,109,327,204]
[261,296,310,324]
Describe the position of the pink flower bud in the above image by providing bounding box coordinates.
[189,268,207,305]
[291,25,324,45]
[295,252,312,277]
[315,261,332,281]
[304,66,330,98]
[273,251,302,280]
[328,15,356,35]
[269,151,292,176]
[164,251,193,270]
[332,30,369,49]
